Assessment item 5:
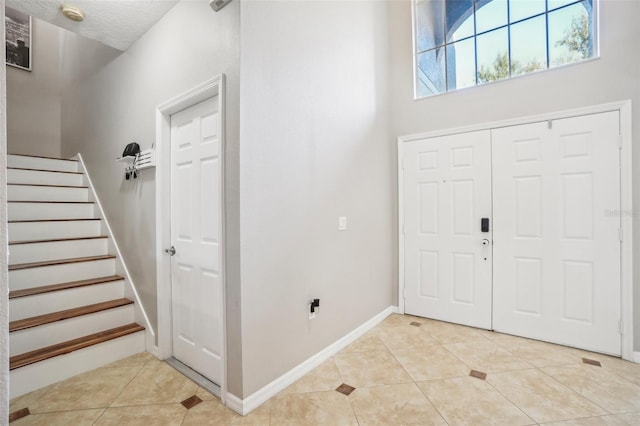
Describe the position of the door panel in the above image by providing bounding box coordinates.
[492,111,621,355]
[170,97,223,384]
[404,130,492,329]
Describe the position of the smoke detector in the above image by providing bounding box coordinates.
[209,0,232,12]
[61,4,85,22]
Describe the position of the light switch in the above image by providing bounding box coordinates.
[338,216,347,231]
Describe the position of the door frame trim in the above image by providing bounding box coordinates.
[397,100,633,361]
[155,75,228,402]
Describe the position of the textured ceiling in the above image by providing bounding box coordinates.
[6,0,181,51]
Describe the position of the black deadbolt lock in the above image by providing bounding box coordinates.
[481,218,490,233]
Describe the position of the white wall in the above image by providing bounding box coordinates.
[7,18,62,157]
[1,0,10,417]
[388,0,640,349]
[59,0,243,395]
[239,0,394,396]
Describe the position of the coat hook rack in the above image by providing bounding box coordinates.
[116,147,156,180]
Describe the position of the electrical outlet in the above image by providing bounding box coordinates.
[307,302,316,319]
[338,216,347,231]
[309,298,320,320]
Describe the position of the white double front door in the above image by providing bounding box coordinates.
[403,130,493,330]
[403,111,621,355]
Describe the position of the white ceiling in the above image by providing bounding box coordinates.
[6,0,181,51]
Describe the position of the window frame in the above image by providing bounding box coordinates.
[411,0,600,100]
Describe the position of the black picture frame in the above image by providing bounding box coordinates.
[5,6,32,71]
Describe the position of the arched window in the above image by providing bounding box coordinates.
[414,0,596,98]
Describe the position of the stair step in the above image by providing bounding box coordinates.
[9,236,108,245]
[9,200,93,203]
[7,154,79,173]
[9,323,145,370]
[10,331,145,398]
[8,184,89,202]
[10,302,134,355]
[9,218,101,222]
[9,275,124,299]
[9,298,134,332]
[9,278,125,322]
[8,167,84,186]
[8,153,79,161]
[8,166,83,175]
[8,183,87,188]
[8,201,95,221]
[9,254,115,271]
[9,219,101,241]
[9,256,116,290]
[8,236,109,264]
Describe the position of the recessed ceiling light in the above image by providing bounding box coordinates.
[61,5,85,22]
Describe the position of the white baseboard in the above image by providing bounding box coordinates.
[634,351,640,364]
[225,392,244,414]
[227,305,398,416]
[147,338,159,358]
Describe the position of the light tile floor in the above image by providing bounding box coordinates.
[9,314,640,425]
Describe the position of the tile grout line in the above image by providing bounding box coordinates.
[179,400,188,426]
[536,365,613,416]
[411,374,451,426]
[481,369,538,425]
[11,380,62,416]
[333,339,363,426]
[15,362,151,417]
[346,392,361,426]
[404,323,550,425]
[106,361,151,408]
[379,323,451,425]
[91,360,153,425]
[89,408,107,425]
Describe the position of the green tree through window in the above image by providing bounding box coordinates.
[414,0,596,98]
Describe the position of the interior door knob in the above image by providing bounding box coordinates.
[164,246,176,256]
[481,239,490,246]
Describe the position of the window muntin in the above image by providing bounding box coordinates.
[414,0,596,98]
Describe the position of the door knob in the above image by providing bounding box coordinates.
[164,246,176,256]
[481,239,490,246]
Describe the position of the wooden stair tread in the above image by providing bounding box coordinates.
[9,298,134,332]
[9,275,124,299]
[8,167,83,175]
[9,254,116,271]
[9,218,100,223]
[10,236,108,245]
[8,200,94,204]
[8,183,88,188]
[8,153,79,162]
[9,323,144,370]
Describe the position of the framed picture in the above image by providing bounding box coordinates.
[5,6,31,71]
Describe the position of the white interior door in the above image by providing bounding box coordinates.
[170,96,223,384]
[403,131,492,329]
[492,111,621,355]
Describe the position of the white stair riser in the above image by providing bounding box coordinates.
[9,281,125,321]
[10,333,146,398]
[8,185,89,202]
[10,305,134,356]
[9,258,116,290]
[7,155,79,173]
[9,238,108,264]
[8,202,94,221]
[9,220,102,241]
[8,169,84,186]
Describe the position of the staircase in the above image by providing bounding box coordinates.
[7,154,147,398]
